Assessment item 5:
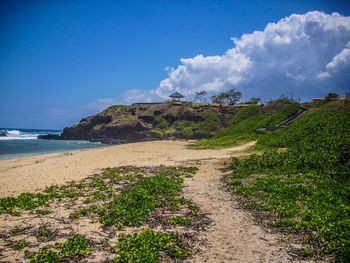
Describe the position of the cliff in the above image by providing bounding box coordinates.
[41,103,242,144]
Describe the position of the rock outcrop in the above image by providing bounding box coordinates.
[39,103,242,144]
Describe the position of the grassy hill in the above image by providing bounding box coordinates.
[210,100,350,261]
[196,102,300,148]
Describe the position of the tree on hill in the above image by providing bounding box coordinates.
[246,97,261,104]
[267,95,297,106]
[211,88,242,105]
[325,92,339,102]
[194,91,207,103]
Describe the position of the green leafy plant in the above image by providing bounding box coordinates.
[38,227,54,240]
[99,174,182,226]
[99,166,198,227]
[29,235,91,262]
[172,215,193,226]
[69,205,98,219]
[300,247,313,257]
[113,229,189,262]
[11,240,28,250]
[30,250,60,263]
[61,235,91,257]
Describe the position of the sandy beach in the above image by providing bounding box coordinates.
[0,140,252,197]
[0,140,323,262]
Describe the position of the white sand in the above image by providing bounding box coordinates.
[0,140,253,197]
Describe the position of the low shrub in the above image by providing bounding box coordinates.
[99,174,183,226]
[113,229,189,262]
[61,235,91,257]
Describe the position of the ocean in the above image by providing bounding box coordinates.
[0,128,104,160]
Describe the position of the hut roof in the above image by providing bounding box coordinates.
[169,91,185,98]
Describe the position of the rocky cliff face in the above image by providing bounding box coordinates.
[41,103,241,144]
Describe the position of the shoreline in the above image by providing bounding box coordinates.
[0,140,254,197]
[0,138,106,161]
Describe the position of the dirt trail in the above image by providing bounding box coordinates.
[183,158,294,262]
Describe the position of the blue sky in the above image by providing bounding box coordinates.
[1,0,350,129]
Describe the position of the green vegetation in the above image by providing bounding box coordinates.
[38,227,54,240]
[225,107,350,261]
[198,103,299,148]
[96,166,198,227]
[172,215,193,226]
[61,235,91,257]
[29,235,91,262]
[300,247,314,258]
[170,197,200,216]
[69,205,98,219]
[99,173,183,226]
[153,110,223,139]
[0,183,83,216]
[153,115,169,129]
[325,92,339,102]
[2,165,201,262]
[175,108,221,138]
[177,121,194,138]
[113,229,189,262]
[150,128,165,138]
[11,240,28,250]
[211,88,242,105]
[0,166,142,216]
[30,250,60,263]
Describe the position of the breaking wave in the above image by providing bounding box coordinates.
[0,129,61,140]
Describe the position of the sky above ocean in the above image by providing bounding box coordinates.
[1,0,350,129]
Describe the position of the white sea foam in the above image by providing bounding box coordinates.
[7,130,21,135]
[0,130,39,140]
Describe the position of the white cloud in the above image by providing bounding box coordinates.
[326,41,350,71]
[154,11,350,101]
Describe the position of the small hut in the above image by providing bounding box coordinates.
[169,91,185,102]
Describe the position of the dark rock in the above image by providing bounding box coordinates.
[138,115,155,122]
[38,134,62,140]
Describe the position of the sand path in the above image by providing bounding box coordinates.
[183,160,295,262]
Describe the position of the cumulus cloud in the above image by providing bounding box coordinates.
[154,11,350,101]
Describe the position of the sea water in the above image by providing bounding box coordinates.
[0,128,104,159]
